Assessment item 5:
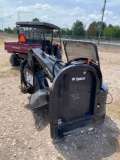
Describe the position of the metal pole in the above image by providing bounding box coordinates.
[98,0,107,43]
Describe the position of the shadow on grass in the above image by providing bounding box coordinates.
[26,102,120,160]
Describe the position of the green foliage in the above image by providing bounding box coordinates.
[87,21,106,37]
[108,24,113,28]
[13,27,17,34]
[72,20,85,36]
[103,27,115,38]
[60,28,72,35]
[60,20,85,37]
[114,26,120,38]
[56,154,63,160]
[66,28,72,35]
[96,21,106,36]
[4,27,14,34]
[60,28,66,35]
[87,21,97,36]
[103,25,120,38]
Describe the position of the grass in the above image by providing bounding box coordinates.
[56,154,63,160]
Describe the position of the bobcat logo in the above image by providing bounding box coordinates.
[72,77,86,81]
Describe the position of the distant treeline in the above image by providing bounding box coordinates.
[3,19,120,38]
[60,21,120,38]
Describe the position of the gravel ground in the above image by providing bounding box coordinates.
[0,36,120,160]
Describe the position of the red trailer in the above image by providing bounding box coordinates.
[4,22,62,66]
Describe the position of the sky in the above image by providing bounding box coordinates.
[0,0,120,30]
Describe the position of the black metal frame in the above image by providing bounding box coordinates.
[16,21,61,43]
[63,40,100,66]
[16,22,60,29]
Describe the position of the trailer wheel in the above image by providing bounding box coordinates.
[10,54,20,66]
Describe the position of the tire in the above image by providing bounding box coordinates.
[10,54,20,66]
[20,59,34,94]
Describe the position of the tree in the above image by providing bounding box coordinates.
[87,21,106,37]
[114,26,120,38]
[66,28,72,35]
[96,21,106,36]
[60,28,67,35]
[103,26,116,38]
[108,24,113,28]
[32,18,40,22]
[87,21,97,37]
[13,27,17,34]
[72,20,85,36]
[61,28,72,35]
[4,27,14,34]
[103,25,120,38]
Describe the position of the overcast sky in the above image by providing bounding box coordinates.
[0,0,120,30]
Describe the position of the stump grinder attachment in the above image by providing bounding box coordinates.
[20,40,108,141]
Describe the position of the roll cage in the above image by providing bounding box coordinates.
[16,21,62,46]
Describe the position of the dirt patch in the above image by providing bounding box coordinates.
[0,36,120,160]
[0,57,19,78]
[0,37,19,78]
